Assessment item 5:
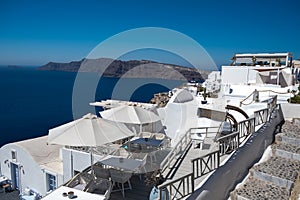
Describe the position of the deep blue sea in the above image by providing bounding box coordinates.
[0,67,182,147]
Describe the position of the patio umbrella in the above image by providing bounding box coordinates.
[47,113,134,174]
[100,105,161,133]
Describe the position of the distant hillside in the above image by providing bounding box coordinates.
[38,58,210,81]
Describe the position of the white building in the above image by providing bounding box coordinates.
[0,53,298,198]
[203,71,221,93]
[219,53,298,103]
[222,53,293,85]
[0,136,63,196]
[157,89,199,146]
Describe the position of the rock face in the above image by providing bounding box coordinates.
[38,58,210,81]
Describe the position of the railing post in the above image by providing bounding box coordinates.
[191,173,194,193]
[237,128,240,146]
[192,160,195,177]
[217,150,220,168]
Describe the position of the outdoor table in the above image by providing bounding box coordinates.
[130,137,164,147]
[42,186,106,200]
[0,176,8,185]
[0,176,9,193]
[20,195,35,200]
[99,155,143,172]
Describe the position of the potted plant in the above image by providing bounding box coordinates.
[146,170,169,200]
[252,56,256,66]
[276,58,281,66]
[68,191,74,199]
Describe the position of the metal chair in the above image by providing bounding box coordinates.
[190,132,206,149]
[109,169,132,198]
[84,178,112,199]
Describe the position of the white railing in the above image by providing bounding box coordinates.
[217,131,239,156]
[160,129,192,172]
[192,150,220,179]
[160,126,219,173]
[238,117,255,142]
[254,108,269,126]
[158,173,194,200]
[157,96,279,199]
[190,126,220,137]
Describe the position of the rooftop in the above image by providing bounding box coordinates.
[234,52,292,58]
[13,136,63,174]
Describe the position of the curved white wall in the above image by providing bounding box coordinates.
[157,99,198,146]
[0,144,63,196]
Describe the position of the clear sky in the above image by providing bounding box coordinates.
[1,0,300,67]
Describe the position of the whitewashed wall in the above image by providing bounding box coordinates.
[0,144,63,196]
[157,99,198,146]
[221,66,257,85]
[61,148,104,182]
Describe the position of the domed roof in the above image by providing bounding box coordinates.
[170,89,194,103]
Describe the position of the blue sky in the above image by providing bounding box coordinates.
[0,0,300,67]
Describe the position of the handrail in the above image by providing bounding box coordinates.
[158,173,194,200]
[268,95,277,110]
[217,131,239,141]
[238,117,255,142]
[160,128,192,172]
[240,90,256,106]
[240,90,281,107]
[191,150,220,179]
[190,126,220,137]
[156,98,279,199]
[254,108,269,126]
[257,90,290,95]
[160,126,220,172]
[217,131,239,156]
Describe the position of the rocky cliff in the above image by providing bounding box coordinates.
[39,58,210,81]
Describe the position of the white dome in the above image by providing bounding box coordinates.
[170,89,194,103]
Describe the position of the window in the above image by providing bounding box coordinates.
[47,173,56,191]
[11,150,17,161]
[74,170,80,176]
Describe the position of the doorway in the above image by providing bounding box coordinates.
[11,163,20,190]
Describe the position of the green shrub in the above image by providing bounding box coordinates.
[289,95,300,104]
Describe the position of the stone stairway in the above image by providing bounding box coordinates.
[231,120,300,200]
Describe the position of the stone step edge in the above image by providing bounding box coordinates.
[230,177,290,200]
[273,147,300,161]
[234,194,250,200]
[251,169,294,192]
[276,133,300,146]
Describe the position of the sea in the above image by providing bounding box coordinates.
[0,67,183,147]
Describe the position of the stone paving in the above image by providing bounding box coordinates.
[273,143,300,154]
[281,121,300,139]
[252,156,300,183]
[231,120,300,200]
[235,177,289,200]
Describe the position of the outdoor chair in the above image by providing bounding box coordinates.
[65,172,92,191]
[84,178,112,199]
[128,153,148,179]
[93,164,110,180]
[152,133,165,140]
[139,132,152,139]
[109,168,132,198]
[113,147,131,158]
[1,183,11,193]
[190,131,206,149]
